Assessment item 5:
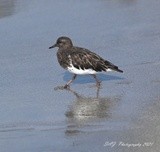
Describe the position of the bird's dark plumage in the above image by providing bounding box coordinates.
[49,36,123,88]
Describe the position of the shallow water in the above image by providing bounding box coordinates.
[0,0,160,151]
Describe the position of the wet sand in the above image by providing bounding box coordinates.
[0,0,160,151]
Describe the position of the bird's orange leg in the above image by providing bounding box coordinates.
[64,74,77,88]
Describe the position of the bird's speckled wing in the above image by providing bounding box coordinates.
[69,47,118,72]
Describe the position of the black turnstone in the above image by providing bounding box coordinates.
[49,36,123,88]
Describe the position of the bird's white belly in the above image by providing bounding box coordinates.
[67,65,97,75]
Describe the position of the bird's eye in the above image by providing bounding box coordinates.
[59,40,64,44]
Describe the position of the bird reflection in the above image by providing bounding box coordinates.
[63,86,121,136]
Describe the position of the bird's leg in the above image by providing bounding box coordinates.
[92,74,101,87]
[64,74,77,88]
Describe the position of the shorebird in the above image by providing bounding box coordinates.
[49,36,123,88]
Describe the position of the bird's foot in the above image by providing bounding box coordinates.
[64,84,70,89]
[54,86,64,90]
[54,84,70,91]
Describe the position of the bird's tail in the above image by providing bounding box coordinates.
[112,67,123,73]
[105,60,123,73]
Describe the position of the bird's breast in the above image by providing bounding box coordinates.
[57,51,70,69]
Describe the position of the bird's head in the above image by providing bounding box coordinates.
[49,36,73,49]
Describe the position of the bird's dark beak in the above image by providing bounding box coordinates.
[49,44,57,49]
